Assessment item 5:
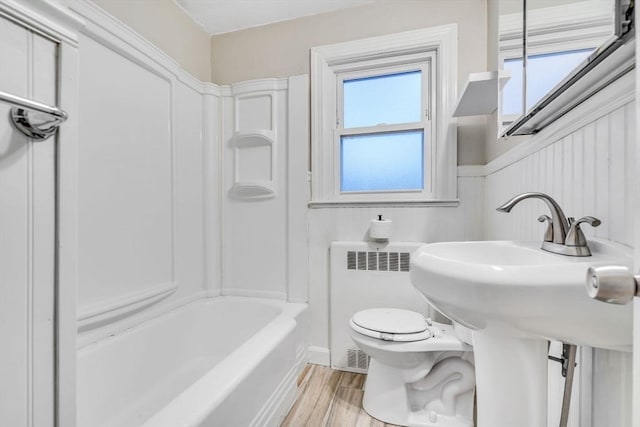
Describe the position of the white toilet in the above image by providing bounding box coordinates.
[349,308,475,427]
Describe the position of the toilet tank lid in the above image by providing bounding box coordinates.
[352,308,427,334]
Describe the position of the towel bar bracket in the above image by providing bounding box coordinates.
[0,90,68,141]
[10,107,66,141]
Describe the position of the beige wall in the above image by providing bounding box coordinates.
[90,0,211,81]
[210,0,489,165]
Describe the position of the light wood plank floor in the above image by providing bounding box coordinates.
[281,364,400,427]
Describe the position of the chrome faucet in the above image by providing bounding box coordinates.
[497,192,600,257]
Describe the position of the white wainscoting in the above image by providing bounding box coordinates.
[486,107,635,248]
[484,71,635,427]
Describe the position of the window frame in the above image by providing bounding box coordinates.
[310,25,458,207]
[334,59,434,198]
[498,1,614,130]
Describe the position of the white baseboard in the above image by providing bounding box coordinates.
[307,346,331,366]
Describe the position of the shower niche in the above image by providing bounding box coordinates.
[231,91,278,199]
[231,129,276,198]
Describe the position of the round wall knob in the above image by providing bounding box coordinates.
[586,266,639,305]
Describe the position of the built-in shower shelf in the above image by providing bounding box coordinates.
[231,130,277,199]
[232,181,275,198]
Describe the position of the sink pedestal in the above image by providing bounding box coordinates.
[472,330,548,427]
[410,240,634,426]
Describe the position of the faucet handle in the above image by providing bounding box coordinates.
[537,215,554,242]
[566,216,601,247]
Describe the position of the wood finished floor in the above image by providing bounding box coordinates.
[281,364,400,427]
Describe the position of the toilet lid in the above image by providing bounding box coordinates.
[352,308,427,334]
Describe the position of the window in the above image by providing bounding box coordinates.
[310,25,458,206]
[339,67,430,193]
[499,2,612,128]
[502,49,596,117]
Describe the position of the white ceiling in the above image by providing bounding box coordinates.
[175,0,379,35]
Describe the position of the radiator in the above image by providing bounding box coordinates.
[329,241,432,373]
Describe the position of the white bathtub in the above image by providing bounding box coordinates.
[77,296,308,427]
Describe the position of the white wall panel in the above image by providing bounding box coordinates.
[221,81,289,299]
[486,102,634,248]
[287,75,311,303]
[77,35,174,310]
[72,8,218,342]
[202,88,222,293]
[173,81,206,299]
[66,0,226,349]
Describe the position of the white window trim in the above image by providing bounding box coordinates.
[310,24,458,207]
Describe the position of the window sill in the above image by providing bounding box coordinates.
[308,199,460,208]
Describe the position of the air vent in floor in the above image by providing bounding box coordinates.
[347,348,369,371]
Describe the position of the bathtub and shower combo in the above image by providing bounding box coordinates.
[77,297,309,427]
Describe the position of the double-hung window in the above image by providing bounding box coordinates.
[311,26,458,206]
[337,62,432,194]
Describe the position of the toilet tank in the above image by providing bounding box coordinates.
[329,241,433,373]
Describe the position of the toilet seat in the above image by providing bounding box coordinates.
[350,308,433,342]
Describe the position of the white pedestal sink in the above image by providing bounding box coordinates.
[410,240,633,427]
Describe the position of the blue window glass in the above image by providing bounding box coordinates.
[526,49,593,110]
[502,48,594,117]
[343,71,421,128]
[340,130,424,192]
[503,58,524,116]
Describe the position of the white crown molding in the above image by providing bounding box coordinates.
[69,0,179,72]
[68,0,207,92]
[202,82,223,97]
[486,69,635,176]
[176,69,207,93]
[0,0,85,45]
[230,78,289,95]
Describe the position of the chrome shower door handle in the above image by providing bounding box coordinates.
[586,265,640,304]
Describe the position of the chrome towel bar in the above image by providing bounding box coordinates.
[0,90,68,141]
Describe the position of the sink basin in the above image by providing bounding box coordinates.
[410,239,633,350]
[410,239,633,427]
